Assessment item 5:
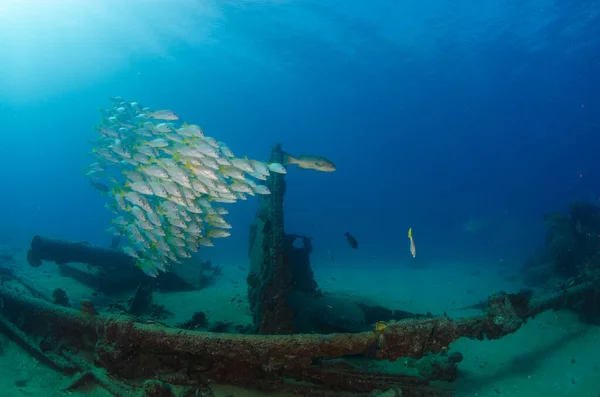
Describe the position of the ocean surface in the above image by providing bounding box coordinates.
[0,1,599,396]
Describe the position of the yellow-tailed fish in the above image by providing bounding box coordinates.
[408,228,416,258]
[147,110,179,121]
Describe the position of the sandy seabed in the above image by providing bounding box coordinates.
[2,251,600,397]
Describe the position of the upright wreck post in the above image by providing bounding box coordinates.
[247,143,296,334]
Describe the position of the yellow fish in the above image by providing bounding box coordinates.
[375,321,388,332]
[408,228,416,258]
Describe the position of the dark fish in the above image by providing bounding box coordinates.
[344,232,358,249]
[90,180,109,193]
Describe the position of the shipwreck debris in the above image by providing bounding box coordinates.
[80,299,98,315]
[0,275,597,396]
[27,235,197,294]
[60,349,134,397]
[0,313,77,374]
[247,143,296,334]
[247,144,430,335]
[521,201,600,323]
[406,351,463,382]
[177,311,208,330]
[5,151,600,396]
[128,283,154,316]
[27,236,135,269]
[286,234,319,293]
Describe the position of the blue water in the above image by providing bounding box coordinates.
[0,1,599,393]
[1,1,598,269]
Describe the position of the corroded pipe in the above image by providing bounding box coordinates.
[0,278,596,395]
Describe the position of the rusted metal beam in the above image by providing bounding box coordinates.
[0,278,596,395]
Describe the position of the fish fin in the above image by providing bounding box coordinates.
[408,228,412,239]
[283,152,297,165]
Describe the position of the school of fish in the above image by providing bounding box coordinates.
[85,96,286,277]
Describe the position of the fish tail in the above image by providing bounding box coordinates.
[283,152,297,165]
[408,228,412,239]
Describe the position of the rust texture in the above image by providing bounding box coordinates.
[0,278,597,396]
[247,143,296,334]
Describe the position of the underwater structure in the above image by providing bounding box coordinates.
[0,271,597,396]
[27,235,197,294]
[247,143,297,334]
[521,201,600,324]
[2,146,600,396]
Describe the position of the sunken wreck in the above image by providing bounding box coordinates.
[0,144,599,397]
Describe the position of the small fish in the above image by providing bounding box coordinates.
[375,321,388,332]
[203,136,219,148]
[147,110,179,121]
[146,138,169,148]
[220,145,235,158]
[284,153,336,172]
[253,184,271,195]
[208,229,231,238]
[408,228,416,258]
[177,124,204,138]
[152,123,172,133]
[231,158,253,173]
[345,232,358,249]
[126,181,154,195]
[198,237,214,247]
[139,165,169,179]
[267,162,287,174]
[92,96,341,276]
[250,160,270,177]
